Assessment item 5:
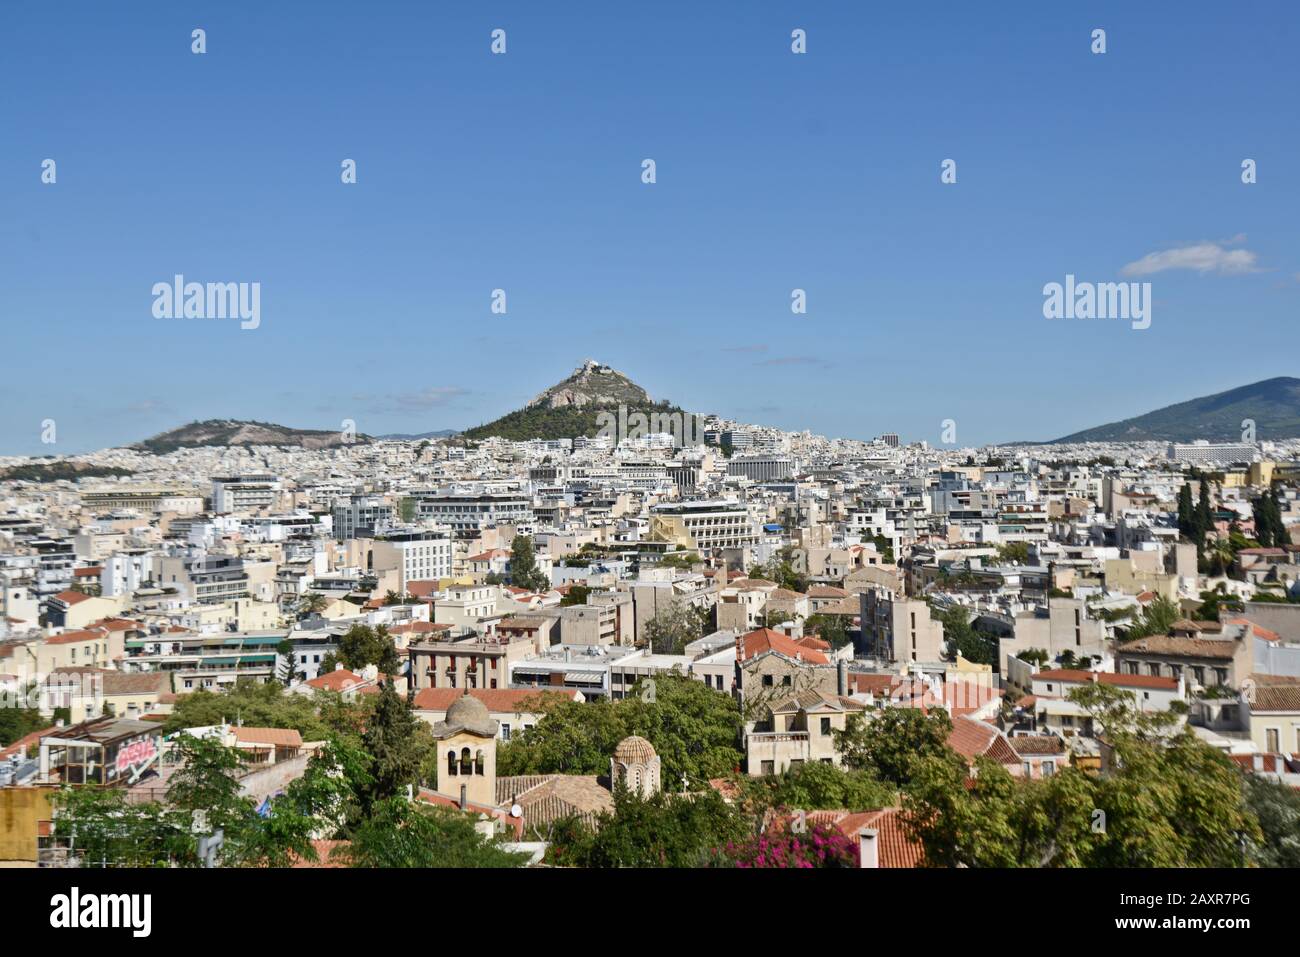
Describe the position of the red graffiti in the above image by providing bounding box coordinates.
[115,738,158,775]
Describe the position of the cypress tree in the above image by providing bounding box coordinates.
[1177,484,1194,539]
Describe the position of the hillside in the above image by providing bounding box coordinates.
[132,419,373,453]
[1048,377,1300,443]
[462,360,686,441]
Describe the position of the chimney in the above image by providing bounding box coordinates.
[837,659,848,697]
[459,784,468,811]
[859,828,879,868]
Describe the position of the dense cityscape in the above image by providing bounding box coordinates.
[3,360,1300,879]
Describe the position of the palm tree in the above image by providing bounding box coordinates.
[297,592,328,619]
[1207,536,1236,578]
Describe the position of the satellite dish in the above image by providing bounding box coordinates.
[510,803,523,818]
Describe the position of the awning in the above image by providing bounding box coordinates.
[563,672,605,685]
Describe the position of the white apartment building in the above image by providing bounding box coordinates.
[410,489,532,534]
[101,551,155,597]
[726,454,796,483]
[370,528,452,590]
[648,500,758,552]
[1167,441,1259,465]
[211,475,281,514]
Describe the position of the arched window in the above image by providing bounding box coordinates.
[475,750,485,775]
[460,747,473,775]
[447,750,458,776]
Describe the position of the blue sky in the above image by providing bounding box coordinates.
[2,1,1297,455]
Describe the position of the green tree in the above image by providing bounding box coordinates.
[325,623,402,675]
[509,535,550,592]
[1177,483,1194,539]
[739,761,895,812]
[0,685,46,748]
[297,592,329,619]
[642,598,705,655]
[547,786,749,868]
[343,797,528,867]
[163,679,346,741]
[359,680,425,814]
[995,542,1031,565]
[805,613,851,650]
[1243,774,1300,867]
[834,708,955,789]
[934,604,999,665]
[277,639,298,687]
[1119,595,1180,642]
[560,584,591,607]
[498,677,743,787]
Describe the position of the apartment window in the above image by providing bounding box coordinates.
[501,724,511,741]
[1266,728,1280,752]
[762,674,774,687]
[820,718,831,736]
[1042,761,1055,777]
[1192,667,1204,684]
[761,760,774,775]
[1022,762,1032,777]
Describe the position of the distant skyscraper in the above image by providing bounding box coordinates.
[881,433,900,448]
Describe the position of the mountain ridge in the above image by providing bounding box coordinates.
[1045,377,1300,443]
[462,360,685,442]
[131,419,374,453]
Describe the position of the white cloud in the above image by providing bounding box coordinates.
[1120,241,1261,277]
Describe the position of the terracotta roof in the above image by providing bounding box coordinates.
[1033,669,1179,691]
[947,716,1019,766]
[230,727,303,748]
[808,586,848,598]
[494,774,613,836]
[1009,735,1066,756]
[1229,618,1281,642]
[305,668,368,692]
[44,627,110,646]
[777,808,924,868]
[1251,685,1300,713]
[795,635,831,652]
[417,787,524,839]
[101,672,171,696]
[738,627,829,665]
[51,590,92,605]
[412,687,577,713]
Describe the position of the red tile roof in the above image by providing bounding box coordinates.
[738,627,829,665]
[230,727,303,748]
[1033,669,1179,691]
[412,687,578,713]
[947,716,1019,766]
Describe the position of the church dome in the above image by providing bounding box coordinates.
[613,735,657,763]
[446,691,491,728]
